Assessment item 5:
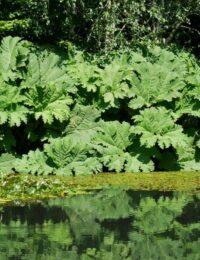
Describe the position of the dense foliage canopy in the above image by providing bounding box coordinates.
[0,36,200,175]
[0,1,200,175]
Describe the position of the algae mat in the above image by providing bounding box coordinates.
[0,172,200,204]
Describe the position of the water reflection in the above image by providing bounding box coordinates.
[0,188,200,259]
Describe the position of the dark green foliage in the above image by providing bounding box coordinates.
[0,1,200,52]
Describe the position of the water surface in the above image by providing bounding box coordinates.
[0,188,200,259]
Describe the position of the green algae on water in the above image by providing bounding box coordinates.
[0,172,200,204]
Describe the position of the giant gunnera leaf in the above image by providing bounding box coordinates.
[15,149,53,175]
[92,121,132,172]
[92,121,154,172]
[125,138,157,172]
[64,104,101,141]
[146,46,188,76]
[174,94,200,119]
[22,52,68,87]
[67,60,98,92]
[44,137,102,175]
[96,56,131,108]
[129,50,186,110]
[0,82,28,126]
[0,36,29,82]
[24,83,72,124]
[159,132,196,171]
[0,153,17,175]
[133,107,188,149]
[129,62,185,109]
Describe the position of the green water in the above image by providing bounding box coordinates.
[0,188,200,259]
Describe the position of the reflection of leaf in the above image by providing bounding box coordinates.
[133,195,189,234]
[0,189,200,260]
[128,193,197,260]
[0,220,74,259]
[49,188,133,221]
[129,232,184,260]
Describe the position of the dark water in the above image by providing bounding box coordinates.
[0,188,200,260]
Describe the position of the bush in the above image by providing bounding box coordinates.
[0,1,200,52]
[0,36,200,175]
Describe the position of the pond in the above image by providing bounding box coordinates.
[0,188,200,259]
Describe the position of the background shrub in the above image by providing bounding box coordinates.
[0,0,200,53]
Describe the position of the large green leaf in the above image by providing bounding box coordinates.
[68,61,98,92]
[179,159,200,171]
[65,104,101,141]
[44,136,102,175]
[94,121,132,151]
[24,83,72,124]
[96,57,131,107]
[129,62,185,110]
[128,48,187,110]
[124,153,154,172]
[22,52,68,87]
[93,121,132,172]
[92,121,154,172]
[0,36,28,81]
[15,149,53,175]
[133,107,188,149]
[159,131,200,171]
[0,153,17,175]
[175,94,200,119]
[0,83,28,126]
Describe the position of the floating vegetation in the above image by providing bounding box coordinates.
[0,172,200,205]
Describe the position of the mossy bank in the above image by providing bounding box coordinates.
[1,172,200,205]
